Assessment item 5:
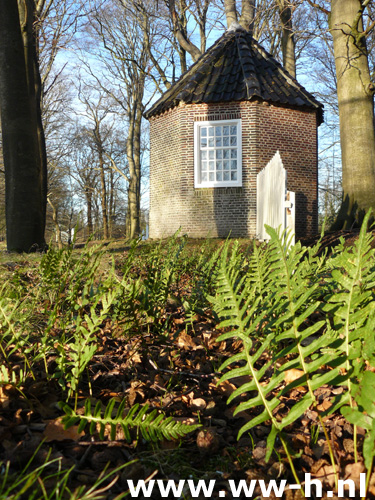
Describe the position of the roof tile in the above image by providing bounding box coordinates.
[145,26,323,124]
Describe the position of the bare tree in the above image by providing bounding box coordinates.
[276,0,296,77]
[68,126,99,238]
[307,0,375,227]
[81,0,154,238]
[0,1,46,251]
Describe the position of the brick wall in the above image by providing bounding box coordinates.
[148,100,318,239]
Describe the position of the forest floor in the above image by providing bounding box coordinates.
[0,231,374,500]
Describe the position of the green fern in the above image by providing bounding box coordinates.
[136,233,187,332]
[341,368,375,498]
[183,239,224,325]
[0,298,35,380]
[211,228,345,485]
[60,398,201,442]
[325,211,375,384]
[39,241,105,315]
[324,210,375,461]
[342,370,375,469]
[210,239,286,458]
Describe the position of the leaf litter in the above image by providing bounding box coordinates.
[0,236,374,499]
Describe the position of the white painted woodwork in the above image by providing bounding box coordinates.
[285,190,295,246]
[256,151,295,243]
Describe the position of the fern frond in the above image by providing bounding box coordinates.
[60,398,201,443]
[322,211,375,417]
[211,241,287,457]
[211,226,346,464]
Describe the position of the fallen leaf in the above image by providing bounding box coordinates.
[344,461,365,490]
[43,418,84,442]
[317,399,332,412]
[176,331,196,349]
[197,428,220,454]
[0,385,13,409]
[313,464,338,489]
[343,438,354,454]
[284,369,305,385]
[215,379,237,397]
[191,398,207,411]
[173,317,185,325]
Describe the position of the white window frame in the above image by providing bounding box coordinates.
[194,119,242,188]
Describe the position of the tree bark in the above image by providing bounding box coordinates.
[0,1,46,252]
[168,0,202,62]
[239,0,256,32]
[225,0,238,27]
[98,143,109,240]
[329,0,375,227]
[276,0,296,77]
[84,187,93,236]
[108,167,115,237]
[126,97,142,239]
[17,0,48,230]
[47,196,62,249]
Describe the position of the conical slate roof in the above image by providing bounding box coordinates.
[144,24,323,123]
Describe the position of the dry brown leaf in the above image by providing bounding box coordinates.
[173,317,185,325]
[343,438,354,454]
[0,385,12,409]
[344,461,365,489]
[190,398,207,411]
[313,464,338,489]
[216,379,237,397]
[153,373,166,388]
[181,394,190,405]
[181,391,195,405]
[317,399,332,412]
[252,444,267,462]
[284,369,305,385]
[196,428,219,454]
[182,391,207,411]
[173,416,200,426]
[127,381,145,406]
[43,418,84,442]
[176,331,196,349]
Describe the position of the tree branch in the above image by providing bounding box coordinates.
[305,0,329,16]
[167,0,202,61]
[239,0,255,31]
[104,152,130,183]
[224,0,238,26]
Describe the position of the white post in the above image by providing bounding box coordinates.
[285,191,295,246]
[256,151,286,241]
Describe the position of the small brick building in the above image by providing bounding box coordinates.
[145,24,323,239]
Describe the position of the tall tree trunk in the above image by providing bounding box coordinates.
[239,0,256,32]
[0,1,46,252]
[85,188,93,236]
[17,0,48,230]
[277,0,296,77]
[168,0,201,62]
[47,196,62,249]
[98,148,109,239]
[93,123,109,240]
[225,0,238,26]
[108,168,114,237]
[126,102,142,239]
[329,0,375,227]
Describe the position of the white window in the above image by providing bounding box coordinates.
[194,119,242,188]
